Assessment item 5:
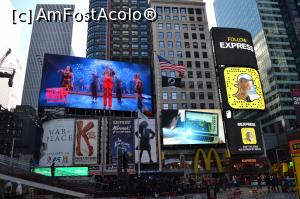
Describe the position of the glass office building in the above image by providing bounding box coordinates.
[214,0,300,141]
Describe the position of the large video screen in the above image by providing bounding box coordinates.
[39,54,153,112]
[162,109,225,145]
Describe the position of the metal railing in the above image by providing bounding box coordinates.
[0,154,30,171]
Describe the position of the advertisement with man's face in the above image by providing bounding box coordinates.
[134,119,157,163]
[39,54,153,112]
[39,119,75,166]
[110,118,135,164]
[211,27,257,67]
[219,67,265,110]
[74,119,99,165]
[226,120,264,155]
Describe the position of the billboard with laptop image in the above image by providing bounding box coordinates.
[162,109,225,145]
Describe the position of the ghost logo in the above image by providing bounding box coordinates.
[168,78,175,86]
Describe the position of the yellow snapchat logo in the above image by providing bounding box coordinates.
[224,67,265,110]
[241,128,257,145]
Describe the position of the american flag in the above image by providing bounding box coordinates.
[157,55,186,77]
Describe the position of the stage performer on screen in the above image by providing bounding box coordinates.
[58,65,74,91]
[103,69,114,110]
[76,120,94,156]
[134,74,143,111]
[116,78,123,104]
[91,73,99,103]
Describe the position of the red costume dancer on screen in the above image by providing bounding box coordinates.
[134,74,143,111]
[58,66,74,91]
[103,69,114,110]
[76,120,94,156]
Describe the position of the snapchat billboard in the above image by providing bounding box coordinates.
[220,67,265,110]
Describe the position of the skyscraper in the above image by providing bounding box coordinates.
[21,4,74,108]
[86,0,152,65]
[151,0,220,168]
[214,0,300,144]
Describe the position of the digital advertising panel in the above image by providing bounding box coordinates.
[134,119,157,163]
[219,67,265,110]
[39,54,153,112]
[226,119,264,155]
[211,27,257,67]
[39,119,75,167]
[110,118,135,164]
[74,119,99,165]
[161,109,225,145]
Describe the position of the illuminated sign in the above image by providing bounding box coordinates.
[194,148,223,175]
[220,67,265,110]
[34,167,88,176]
[290,139,300,155]
[211,27,257,67]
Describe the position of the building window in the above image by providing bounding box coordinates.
[193,42,198,49]
[175,32,181,39]
[191,103,196,109]
[163,104,169,110]
[177,51,183,58]
[188,8,194,14]
[181,92,186,100]
[160,50,165,57]
[200,33,205,39]
[197,17,202,22]
[159,41,164,48]
[172,92,177,99]
[172,7,178,13]
[200,103,205,109]
[166,23,171,30]
[170,71,176,77]
[183,24,188,30]
[157,15,162,20]
[203,52,208,58]
[206,81,212,89]
[201,42,206,49]
[208,92,214,100]
[188,71,193,78]
[184,33,189,39]
[195,61,201,68]
[178,60,183,65]
[173,16,179,20]
[174,24,180,30]
[189,81,194,89]
[196,8,202,14]
[196,71,202,78]
[180,8,186,14]
[198,81,203,89]
[205,72,211,78]
[209,103,214,109]
[156,6,162,13]
[176,41,181,48]
[181,16,187,20]
[194,52,199,58]
[168,41,173,48]
[186,51,191,58]
[187,61,192,68]
[162,71,167,76]
[162,92,168,99]
[190,92,195,99]
[164,7,170,14]
[189,16,195,21]
[172,103,178,110]
[199,25,204,31]
[192,33,197,39]
[165,15,171,20]
[168,51,174,57]
[191,24,196,30]
[185,42,190,48]
[159,32,164,39]
[204,61,209,68]
[167,32,172,39]
[199,92,204,100]
[182,103,188,109]
[158,23,163,29]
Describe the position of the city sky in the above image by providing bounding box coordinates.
[0,0,216,67]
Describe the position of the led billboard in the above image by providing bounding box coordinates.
[219,67,265,110]
[34,167,88,177]
[39,54,153,112]
[211,27,257,67]
[161,109,225,145]
[226,120,264,155]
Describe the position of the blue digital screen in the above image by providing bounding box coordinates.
[39,54,153,112]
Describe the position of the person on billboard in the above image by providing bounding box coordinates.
[116,78,123,104]
[134,74,143,111]
[103,69,114,110]
[135,121,155,163]
[234,73,260,102]
[58,66,74,91]
[91,73,99,103]
[76,120,95,156]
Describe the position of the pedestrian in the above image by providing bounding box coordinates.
[51,162,55,177]
[3,181,12,199]
[265,175,271,193]
[15,182,22,199]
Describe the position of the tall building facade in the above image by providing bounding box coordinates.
[21,4,74,109]
[151,0,220,169]
[214,0,300,144]
[86,0,152,65]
